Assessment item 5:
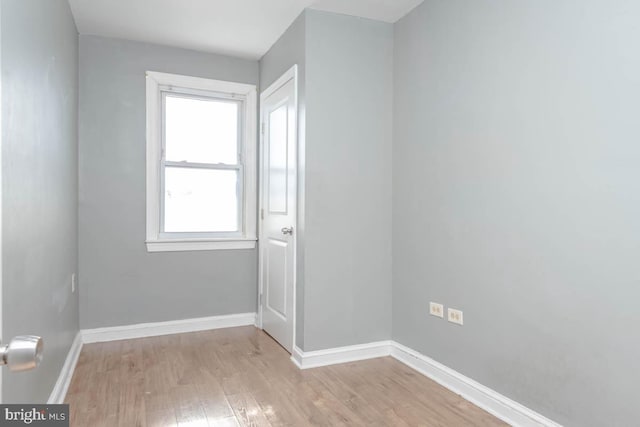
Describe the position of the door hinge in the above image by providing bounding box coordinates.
[259,293,263,303]
[261,122,265,136]
[261,208,264,220]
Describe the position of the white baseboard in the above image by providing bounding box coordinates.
[290,346,304,368]
[390,342,562,427]
[48,331,83,404]
[291,341,392,370]
[291,340,561,427]
[82,312,257,344]
[54,317,559,426]
[48,313,256,403]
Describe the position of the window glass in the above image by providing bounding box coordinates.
[164,167,239,233]
[164,95,239,165]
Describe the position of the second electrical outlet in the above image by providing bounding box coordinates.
[448,308,463,325]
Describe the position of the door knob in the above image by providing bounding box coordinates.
[281,227,294,235]
[0,335,44,372]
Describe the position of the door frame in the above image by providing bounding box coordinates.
[257,65,298,352]
[0,5,4,403]
[0,3,4,402]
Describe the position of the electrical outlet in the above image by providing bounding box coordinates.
[71,273,77,293]
[429,302,444,318]
[447,308,463,325]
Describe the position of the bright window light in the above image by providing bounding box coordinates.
[146,71,257,252]
[165,95,239,164]
[164,167,238,233]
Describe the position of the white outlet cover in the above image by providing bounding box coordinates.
[448,308,464,325]
[429,302,444,318]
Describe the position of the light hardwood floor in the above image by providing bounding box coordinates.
[65,326,506,426]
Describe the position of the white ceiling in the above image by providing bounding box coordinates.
[68,0,423,60]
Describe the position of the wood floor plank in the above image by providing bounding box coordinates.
[144,392,178,427]
[195,382,236,422]
[65,327,506,427]
[226,392,274,427]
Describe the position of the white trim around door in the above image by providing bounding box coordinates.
[257,65,299,353]
[0,6,4,403]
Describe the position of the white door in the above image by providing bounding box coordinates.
[259,66,297,353]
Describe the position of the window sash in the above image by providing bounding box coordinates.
[160,89,244,166]
[159,163,244,239]
[159,90,246,238]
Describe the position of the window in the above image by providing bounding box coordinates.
[146,71,257,252]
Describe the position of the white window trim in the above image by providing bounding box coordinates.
[145,71,257,252]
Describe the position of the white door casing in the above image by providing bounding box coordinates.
[0,4,4,402]
[258,66,297,353]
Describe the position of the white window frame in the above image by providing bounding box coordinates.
[145,71,257,252]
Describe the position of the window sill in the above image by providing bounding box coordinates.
[146,238,257,252]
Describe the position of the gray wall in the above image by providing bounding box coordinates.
[392,1,640,425]
[259,12,308,349]
[260,10,393,352]
[303,11,393,351]
[1,0,79,402]
[79,36,259,329]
